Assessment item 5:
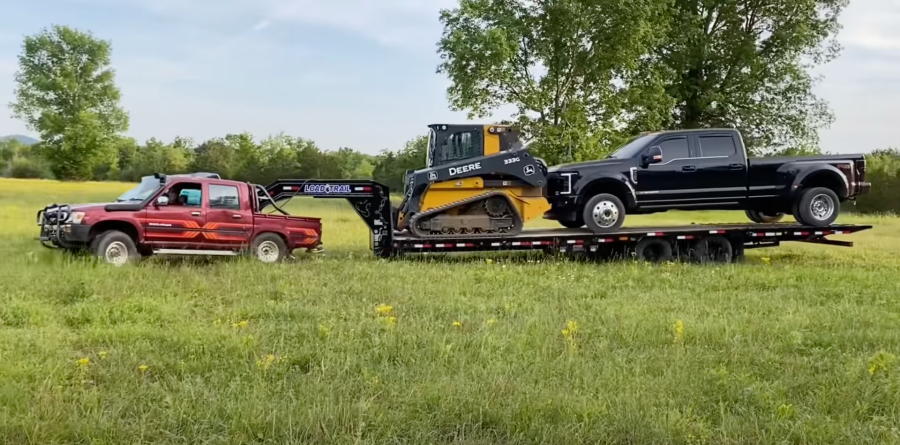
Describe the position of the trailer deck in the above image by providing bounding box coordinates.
[263,179,872,262]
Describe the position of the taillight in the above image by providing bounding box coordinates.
[856,157,866,180]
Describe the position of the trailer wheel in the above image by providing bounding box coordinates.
[91,230,140,266]
[635,238,673,263]
[252,233,288,264]
[692,236,733,263]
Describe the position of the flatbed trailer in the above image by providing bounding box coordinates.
[264,179,873,262]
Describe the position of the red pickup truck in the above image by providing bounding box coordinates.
[37,173,322,265]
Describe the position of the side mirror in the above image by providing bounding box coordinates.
[156,196,169,206]
[642,146,663,167]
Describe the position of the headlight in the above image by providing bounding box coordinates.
[67,212,85,224]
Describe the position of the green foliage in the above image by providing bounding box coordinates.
[439,0,849,159]
[9,25,128,179]
[639,0,849,155]
[372,136,428,193]
[849,149,900,214]
[437,0,672,164]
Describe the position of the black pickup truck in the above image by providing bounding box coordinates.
[544,128,870,232]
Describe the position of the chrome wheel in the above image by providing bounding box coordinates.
[104,241,128,266]
[591,200,619,228]
[810,194,835,221]
[257,240,279,263]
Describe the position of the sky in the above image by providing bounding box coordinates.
[0,0,897,155]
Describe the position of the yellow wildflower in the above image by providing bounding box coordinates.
[452,320,462,327]
[561,320,579,352]
[77,357,90,366]
[139,365,149,373]
[98,351,108,359]
[231,320,249,328]
[761,257,771,265]
[673,320,684,344]
[375,304,393,316]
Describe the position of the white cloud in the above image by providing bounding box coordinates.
[838,0,900,51]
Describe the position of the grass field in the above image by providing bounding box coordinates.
[1,177,900,444]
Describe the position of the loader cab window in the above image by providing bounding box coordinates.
[426,129,483,168]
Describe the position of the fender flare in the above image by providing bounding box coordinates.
[787,164,849,198]
[575,174,637,208]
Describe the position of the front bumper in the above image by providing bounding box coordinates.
[36,204,91,248]
[37,223,91,248]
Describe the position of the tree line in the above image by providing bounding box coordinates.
[0,133,426,194]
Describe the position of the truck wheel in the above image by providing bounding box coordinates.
[582,193,625,233]
[91,230,139,266]
[252,233,287,263]
[794,187,840,227]
[745,209,784,224]
[558,217,584,229]
[635,238,673,263]
[692,235,733,263]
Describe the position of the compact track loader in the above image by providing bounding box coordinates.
[394,124,551,238]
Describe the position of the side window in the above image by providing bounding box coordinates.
[657,137,690,161]
[439,130,482,164]
[209,184,241,210]
[698,136,737,157]
[165,183,202,206]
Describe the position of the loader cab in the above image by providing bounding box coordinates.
[425,124,522,169]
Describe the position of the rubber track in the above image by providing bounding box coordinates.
[407,191,524,239]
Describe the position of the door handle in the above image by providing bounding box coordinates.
[682,165,696,172]
[191,211,201,216]
[729,163,744,169]
[232,214,242,219]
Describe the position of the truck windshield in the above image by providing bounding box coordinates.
[117,176,161,202]
[606,134,656,159]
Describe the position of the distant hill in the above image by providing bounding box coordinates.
[0,135,39,145]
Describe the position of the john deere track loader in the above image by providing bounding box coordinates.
[394,124,551,238]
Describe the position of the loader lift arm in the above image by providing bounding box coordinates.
[262,179,395,257]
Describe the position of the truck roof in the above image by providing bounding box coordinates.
[640,128,738,136]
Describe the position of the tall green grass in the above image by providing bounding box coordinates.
[1,177,899,444]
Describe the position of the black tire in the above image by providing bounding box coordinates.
[793,187,840,227]
[582,193,626,233]
[252,233,288,264]
[745,209,784,224]
[558,218,584,229]
[692,235,733,263]
[634,238,673,263]
[90,230,140,266]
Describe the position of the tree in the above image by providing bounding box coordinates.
[437,0,671,164]
[192,138,237,178]
[632,0,848,155]
[372,136,428,192]
[9,25,129,179]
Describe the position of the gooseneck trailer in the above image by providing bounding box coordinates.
[264,179,873,263]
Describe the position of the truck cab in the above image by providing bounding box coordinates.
[38,173,322,265]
